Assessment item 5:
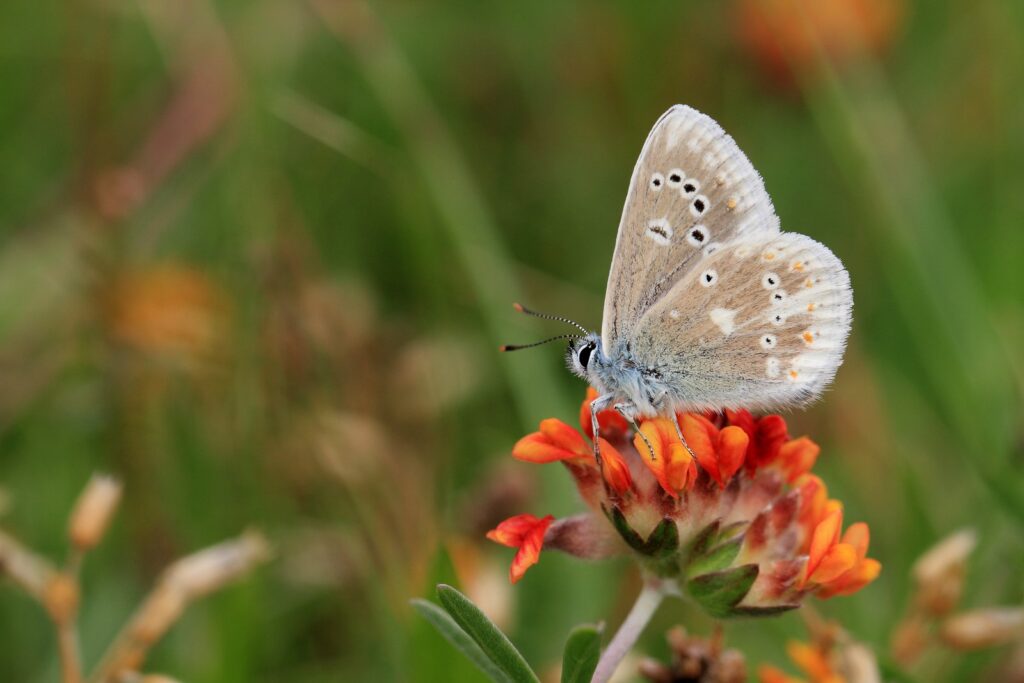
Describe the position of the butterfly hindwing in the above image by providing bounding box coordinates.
[601,106,781,356]
[626,232,853,413]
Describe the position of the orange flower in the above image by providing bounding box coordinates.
[486,514,554,584]
[488,390,880,612]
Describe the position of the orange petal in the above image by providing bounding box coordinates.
[818,558,882,598]
[486,514,554,584]
[804,508,843,584]
[680,413,719,482]
[598,437,633,495]
[757,664,804,683]
[635,419,694,496]
[841,522,870,561]
[809,543,858,584]
[716,425,749,486]
[778,437,820,482]
[539,418,590,457]
[786,640,834,680]
[512,432,576,463]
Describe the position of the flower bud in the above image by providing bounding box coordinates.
[911,529,976,616]
[940,607,1024,651]
[68,474,123,551]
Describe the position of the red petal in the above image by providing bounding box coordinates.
[680,414,719,483]
[580,387,630,441]
[539,418,590,457]
[803,507,843,585]
[512,433,575,463]
[486,514,554,584]
[778,437,820,482]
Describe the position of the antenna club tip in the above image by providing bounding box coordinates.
[498,345,510,352]
[512,302,525,312]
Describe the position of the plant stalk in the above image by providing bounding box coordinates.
[591,579,670,683]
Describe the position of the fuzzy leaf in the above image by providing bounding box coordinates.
[560,624,602,683]
[436,584,540,683]
[411,599,512,682]
[687,564,759,618]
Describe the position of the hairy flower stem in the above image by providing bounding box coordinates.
[592,579,673,683]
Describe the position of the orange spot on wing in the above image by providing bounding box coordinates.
[807,303,816,312]
[789,369,799,379]
[802,331,814,344]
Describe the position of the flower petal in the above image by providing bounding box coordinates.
[512,432,574,463]
[486,513,555,584]
[817,558,882,598]
[841,522,870,561]
[598,437,633,495]
[716,426,750,485]
[778,437,820,482]
[539,418,590,457]
[804,507,843,584]
[636,419,695,496]
[680,414,719,482]
[809,543,858,584]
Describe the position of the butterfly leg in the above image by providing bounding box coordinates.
[613,403,655,461]
[588,393,615,471]
[672,413,699,463]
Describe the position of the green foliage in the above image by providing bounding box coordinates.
[560,624,602,683]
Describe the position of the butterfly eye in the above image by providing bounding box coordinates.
[578,343,595,369]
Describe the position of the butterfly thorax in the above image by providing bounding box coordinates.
[568,334,669,419]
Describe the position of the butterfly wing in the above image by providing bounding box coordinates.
[626,231,853,413]
[602,105,780,356]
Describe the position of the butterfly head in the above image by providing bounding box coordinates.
[566,333,604,381]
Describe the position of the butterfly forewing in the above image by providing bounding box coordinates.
[627,232,853,413]
[601,105,781,355]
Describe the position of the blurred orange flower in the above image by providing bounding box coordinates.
[488,390,880,617]
[734,0,906,86]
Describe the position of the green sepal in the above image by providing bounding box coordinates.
[435,584,540,682]
[603,506,679,557]
[685,534,745,579]
[560,623,603,683]
[728,603,801,618]
[686,563,759,618]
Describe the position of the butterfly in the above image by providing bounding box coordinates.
[506,105,852,460]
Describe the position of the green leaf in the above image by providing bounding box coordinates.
[560,624,602,683]
[685,534,744,578]
[687,564,759,618]
[436,584,541,683]
[411,599,512,682]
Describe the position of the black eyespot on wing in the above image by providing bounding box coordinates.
[683,182,695,193]
[693,198,706,213]
[669,173,682,183]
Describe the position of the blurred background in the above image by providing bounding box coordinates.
[0,0,1022,681]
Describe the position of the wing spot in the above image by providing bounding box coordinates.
[645,218,673,245]
[762,250,776,262]
[771,312,787,326]
[686,225,709,247]
[700,269,719,287]
[804,277,816,289]
[771,289,788,305]
[726,196,738,210]
[690,195,709,217]
[766,357,780,378]
[802,330,815,345]
[650,172,665,190]
[807,303,817,312]
[668,169,684,187]
[704,241,721,257]
[788,369,800,381]
[670,309,680,319]
[710,308,736,335]
[762,272,781,290]
[682,179,700,195]
[790,260,804,272]
[760,334,778,350]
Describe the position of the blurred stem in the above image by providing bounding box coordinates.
[591,579,671,683]
[57,622,83,683]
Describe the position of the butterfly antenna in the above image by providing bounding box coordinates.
[512,303,589,335]
[500,333,580,352]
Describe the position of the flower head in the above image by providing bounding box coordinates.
[488,390,880,618]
